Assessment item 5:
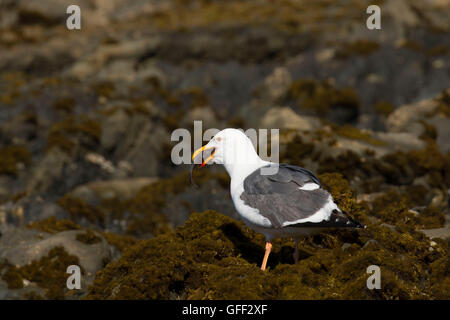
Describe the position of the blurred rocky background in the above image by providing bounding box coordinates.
[0,0,449,299]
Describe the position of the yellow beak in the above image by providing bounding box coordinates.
[192,145,216,167]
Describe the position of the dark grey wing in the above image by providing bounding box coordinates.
[243,164,321,194]
[273,164,321,186]
[241,164,331,228]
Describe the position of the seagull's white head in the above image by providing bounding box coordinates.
[192,128,267,181]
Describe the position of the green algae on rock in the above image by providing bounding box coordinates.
[57,195,105,225]
[0,145,31,175]
[85,210,449,300]
[92,81,115,99]
[1,247,83,299]
[46,115,102,153]
[332,124,385,146]
[101,232,140,253]
[52,96,76,114]
[374,101,394,117]
[335,40,380,58]
[86,210,266,300]
[280,135,315,167]
[318,173,357,215]
[27,216,82,234]
[316,139,450,194]
[369,189,445,229]
[76,230,102,245]
[288,79,360,117]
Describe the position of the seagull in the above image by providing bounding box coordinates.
[191,128,363,271]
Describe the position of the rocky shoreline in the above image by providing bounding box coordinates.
[0,0,449,299]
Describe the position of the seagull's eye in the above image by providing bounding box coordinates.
[216,137,222,142]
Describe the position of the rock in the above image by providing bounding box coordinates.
[0,197,69,229]
[356,192,384,204]
[260,107,321,131]
[0,176,14,201]
[1,0,449,301]
[315,48,335,63]
[26,148,108,196]
[0,228,110,277]
[96,59,136,82]
[386,99,438,133]
[17,0,94,25]
[363,239,379,249]
[0,277,46,300]
[113,118,168,177]
[180,106,219,130]
[341,243,352,251]
[261,67,292,102]
[380,223,396,232]
[427,115,450,153]
[383,0,421,29]
[385,93,450,153]
[0,227,113,298]
[420,228,450,240]
[374,132,426,153]
[100,108,130,151]
[26,148,71,195]
[68,39,154,80]
[70,177,158,205]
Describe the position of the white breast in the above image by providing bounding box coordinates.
[230,182,272,228]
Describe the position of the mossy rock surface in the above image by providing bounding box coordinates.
[0,247,82,299]
[28,217,81,234]
[85,209,449,300]
[46,115,102,153]
[287,79,360,118]
[0,145,31,175]
[57,195,106,225]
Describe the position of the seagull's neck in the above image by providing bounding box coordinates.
[223,152,269,186]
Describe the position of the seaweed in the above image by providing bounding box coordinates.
[92,81,115,99]
[85,210,449,300]
[46,115,102,153]
[333,124,385,146]
[0,145,31,175]
[27,217,81,234]
[418,121,437,141]
[101,232,140,252]
[19,247,83,299]
[280,135,315,166]
[374,101,394,117]
[57,195,105,225]
[434,89,450,117]
[0,260,24,289]
[318,173,356,214]
[1,247,83,299]
[429,255,450,299]
[76,230,102,245]
[85,211,266,300]
[371,190,443,228]
[336,40,380,58]
[287,79,360,118]
[0,72,25,105]
[317,139,450,192]
[318,150,366,182]
[52,97,75,114]
[179,87,210,109]
[427,44,450,57]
